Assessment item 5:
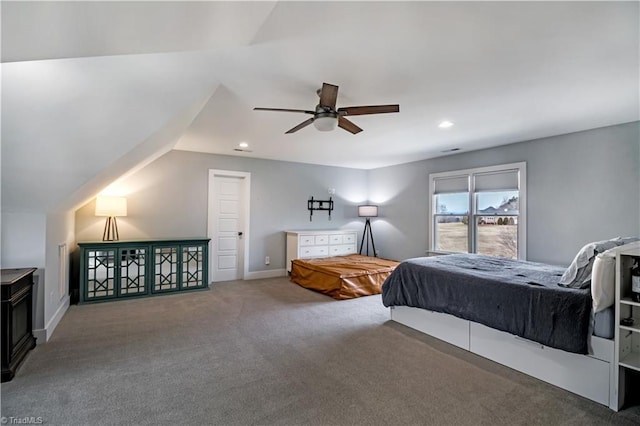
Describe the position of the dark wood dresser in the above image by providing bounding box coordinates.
[1,267,37,382]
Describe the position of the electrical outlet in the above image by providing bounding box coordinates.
[265,256,270,265]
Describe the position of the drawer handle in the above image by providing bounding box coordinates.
[514,336,544,349]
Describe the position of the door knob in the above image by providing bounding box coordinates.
[238,232,243,236]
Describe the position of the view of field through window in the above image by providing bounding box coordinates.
[435,220,517,259]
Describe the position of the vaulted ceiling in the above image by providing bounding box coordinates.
[2,1,638,213]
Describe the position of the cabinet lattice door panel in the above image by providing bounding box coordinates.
[153,246,179,293]
[119,247,148,296]
[78,239,209,303]
[182,245,205,288]
[86,249,117,300]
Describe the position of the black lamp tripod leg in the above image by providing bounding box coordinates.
[359,220,367,255]
[359,219,377,257]
[368,221,376,257]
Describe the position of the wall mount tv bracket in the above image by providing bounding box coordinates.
[308,196,333,221]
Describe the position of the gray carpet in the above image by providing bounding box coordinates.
[2,277,639,425]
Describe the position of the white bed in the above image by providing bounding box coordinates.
[381,248,632,410]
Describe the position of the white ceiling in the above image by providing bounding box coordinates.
[2,1,638,211]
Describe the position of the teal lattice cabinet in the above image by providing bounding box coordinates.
[77,239,210,303]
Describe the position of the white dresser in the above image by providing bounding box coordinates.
[285,230,358,272]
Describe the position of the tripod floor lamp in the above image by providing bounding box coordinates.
[358,205,378,257]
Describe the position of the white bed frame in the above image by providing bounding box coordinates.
[390,305,617,410]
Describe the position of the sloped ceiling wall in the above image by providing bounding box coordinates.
[2,52,223,212]
[1,1,277,215]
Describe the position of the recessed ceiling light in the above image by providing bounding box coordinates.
[239,142,249,148]
[438,120,454,129]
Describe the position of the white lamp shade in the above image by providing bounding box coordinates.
[358,205,378,217]
[95,196,127,217]
[313,116,338,131]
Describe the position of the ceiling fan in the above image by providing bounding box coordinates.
[254,82,399,134]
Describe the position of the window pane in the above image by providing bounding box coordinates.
[435,216,468,253]
[476,191,519,215]
[476,216,517,259]
[435,193,469,214]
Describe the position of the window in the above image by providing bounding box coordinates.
[433,177,469,254]
[429,163,526,259]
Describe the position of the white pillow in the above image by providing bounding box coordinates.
[558,238,620,288]
[591,250,616,313]
[559,236,639,289]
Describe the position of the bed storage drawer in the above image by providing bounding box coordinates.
[469,322,610,406]
[391,306,469,350]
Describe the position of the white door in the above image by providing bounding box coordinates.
[208,171,250,282]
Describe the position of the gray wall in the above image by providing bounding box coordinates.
[368,121,640,266]
[76,150,368,273]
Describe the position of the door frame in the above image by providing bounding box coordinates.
[207,169,251,284]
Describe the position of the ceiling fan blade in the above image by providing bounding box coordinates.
[337,104,400,116]
[319,83,339,110]
[285,118,315,134]
[254,107,315,114]
[338,116,363,134]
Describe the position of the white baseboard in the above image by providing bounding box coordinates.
[33,328,47,344]
[244,269,287,280]
[35,295,70,343]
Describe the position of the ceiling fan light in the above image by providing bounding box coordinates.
[313,114,338,132]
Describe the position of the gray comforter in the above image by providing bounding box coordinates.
[381,254,592,354]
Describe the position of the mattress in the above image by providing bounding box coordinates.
[593,307,614,339]
[290,254,399,300]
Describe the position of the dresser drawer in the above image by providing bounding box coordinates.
[343,233,356,244]
[299,235,315,246]
[300,246,328,258]
[330,244,357,256]
[329,235,343,244]
[315,235,328,245]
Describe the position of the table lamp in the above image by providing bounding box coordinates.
[95,196,127,241]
